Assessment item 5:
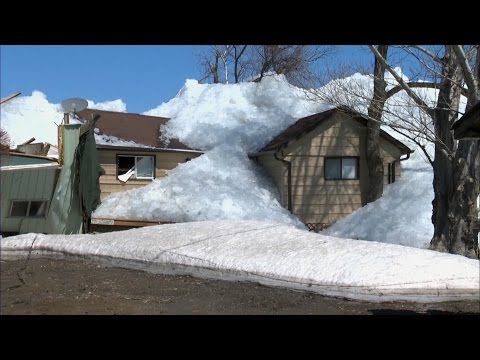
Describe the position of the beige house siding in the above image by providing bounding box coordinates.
[97,148,201,200]
[257,112,406,229]
[285,113,366,227]
[379,137,402,185]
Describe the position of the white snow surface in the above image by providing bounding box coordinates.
[93,128,153,148]
[94,144,304,228]
[145,75,330,152]
[2,220,478,302]
[323,149,434,248]
[1,91,128,147]
[95,75,330,226]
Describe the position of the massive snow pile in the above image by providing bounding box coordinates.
[145,76,329,153]
[3,73,444,249]
[323,149,434,248]
[94,144,303,227]
[96,75,330,226]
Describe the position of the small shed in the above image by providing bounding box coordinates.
[253,107,413,230]
[1,117,102,235]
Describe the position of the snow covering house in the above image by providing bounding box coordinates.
[252,107,413,230]
[452,101,480,140]
[77,109,203,201]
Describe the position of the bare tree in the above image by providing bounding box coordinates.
[198,45,233,84]
[369,45,479,258]
[197,45,332,85]
[314,45,479,258]
[1,127,12,150]
[365,45,389,203]
[232,45,248,83]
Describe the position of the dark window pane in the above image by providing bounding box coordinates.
[118,156,135,175]
[325,158,341,180]
[10,201,29,217]
[29,201,47,217]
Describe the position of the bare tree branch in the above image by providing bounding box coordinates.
[386,81,469,99]
[452,45,479,101]
[369,45,436,119]
[410,45,444,63]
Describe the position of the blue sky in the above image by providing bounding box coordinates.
[1,45,375,114]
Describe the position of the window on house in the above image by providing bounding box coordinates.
[117,155,155,180]
[9,200,48,217]
[324,157,359,180]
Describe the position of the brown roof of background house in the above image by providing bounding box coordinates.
[77,109,196,151]
[258,107,413,155]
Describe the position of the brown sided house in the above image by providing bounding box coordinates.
[252,107,413,230]
[77,109,203,201]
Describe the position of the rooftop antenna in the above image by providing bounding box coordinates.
[61,98,88,124]
[0,91,21,105]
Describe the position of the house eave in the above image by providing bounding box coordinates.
[96,144,204,154]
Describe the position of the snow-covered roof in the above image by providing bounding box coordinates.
[257,107,413,155]
[77,109,198,151]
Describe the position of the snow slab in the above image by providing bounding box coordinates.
[323,150,434,249]
[2,220,479,303]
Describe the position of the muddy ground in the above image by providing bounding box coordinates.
[1,257,479,315]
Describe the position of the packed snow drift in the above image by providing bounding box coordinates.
[2,72,446,249]
[2,220,478,302]
[95,75,331,226]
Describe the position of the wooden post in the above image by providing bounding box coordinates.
[58,125,64,166]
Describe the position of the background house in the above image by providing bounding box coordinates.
[78,109,203,200]
[1,118,102,235]
[253,107,412,230]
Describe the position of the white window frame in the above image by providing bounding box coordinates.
[134,156,155,180]
[324,157,359,180]
[117,155,155,180]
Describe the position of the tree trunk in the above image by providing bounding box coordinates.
[365,45,388,204]
[448,141,480,258]
[211,51,220,84]
[429,45,479,258]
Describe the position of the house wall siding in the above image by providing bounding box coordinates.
[258,112,405,229]
[0,166,58,233]
[97,149,201,200]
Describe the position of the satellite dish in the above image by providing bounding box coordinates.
[61,98,88,114]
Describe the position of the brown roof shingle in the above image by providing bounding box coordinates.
[258,107,413,155]
[77,109,197,151]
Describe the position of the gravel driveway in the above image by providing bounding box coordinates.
[1,257,478,315]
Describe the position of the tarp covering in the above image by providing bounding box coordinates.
[76,124,102,217]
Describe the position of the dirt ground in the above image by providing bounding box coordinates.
[1,257,479,315]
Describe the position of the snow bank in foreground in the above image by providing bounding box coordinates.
[1,91,127,147]
[94,145,304,228]
[323,150,434,248]
[2,221,478,302]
